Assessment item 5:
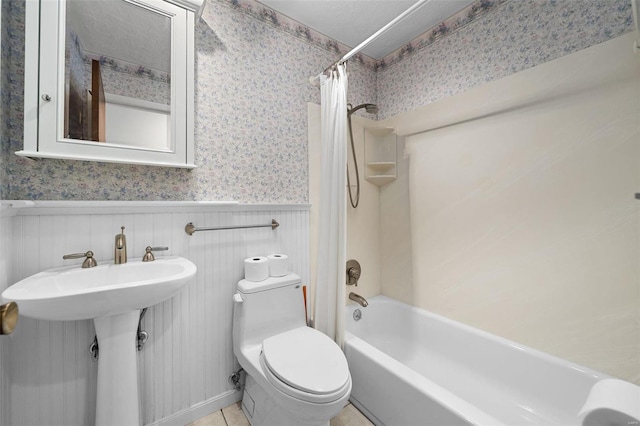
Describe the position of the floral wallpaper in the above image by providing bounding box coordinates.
[0,1,9,200]
[378,0,509,70]
[218,0,379,71]
[68,30,171,105]
[0,0,633,201]
[377,0,633,119]
[92,62,171,105]
[1,0,376,201]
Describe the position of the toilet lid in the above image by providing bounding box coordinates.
[262,327,349,395]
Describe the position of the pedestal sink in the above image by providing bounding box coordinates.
[1,256,197,426]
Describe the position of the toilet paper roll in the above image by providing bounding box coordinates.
[244,257,269,282]
[267,254,289,277]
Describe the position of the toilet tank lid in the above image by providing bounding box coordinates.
[238,273,301,293]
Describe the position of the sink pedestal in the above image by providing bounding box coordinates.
[1,256,197,425]
[94,310,141,426]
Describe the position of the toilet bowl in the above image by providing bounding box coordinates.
[232,273,351,426]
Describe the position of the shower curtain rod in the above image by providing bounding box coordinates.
[309,0,431,86]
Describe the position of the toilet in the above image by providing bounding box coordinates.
[232,273,351,426]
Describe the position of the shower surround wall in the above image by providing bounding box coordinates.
[382,33,640,383]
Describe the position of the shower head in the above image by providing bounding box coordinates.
[347,103,378,116]
[365,104,378,114]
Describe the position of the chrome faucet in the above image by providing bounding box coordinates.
[349,292,368,307]
[114,226,127,264]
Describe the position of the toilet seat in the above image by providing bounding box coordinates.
[260,327,350,404]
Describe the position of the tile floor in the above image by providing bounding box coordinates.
[188,401,373,426]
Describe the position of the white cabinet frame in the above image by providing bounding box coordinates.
[19,0,200,169]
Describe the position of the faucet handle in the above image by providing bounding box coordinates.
[346,259,361,286]
[63,251,97,268]
[142,246,169,262]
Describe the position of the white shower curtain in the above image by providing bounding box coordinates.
[313,64,348,346]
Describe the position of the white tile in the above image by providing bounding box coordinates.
[187,409,226,426]
[330,403,374,426]
[221,401,249,426]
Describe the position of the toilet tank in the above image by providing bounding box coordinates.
[233,273,307,349]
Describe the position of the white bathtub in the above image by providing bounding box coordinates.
[344,296,640,426]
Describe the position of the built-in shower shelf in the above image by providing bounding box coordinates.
[365,127,397,187]
[367,162,395,171]
[366,175,396,187]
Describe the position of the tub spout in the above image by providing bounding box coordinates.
[349,292,368,307]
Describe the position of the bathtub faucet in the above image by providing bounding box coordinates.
[349,292,368,307]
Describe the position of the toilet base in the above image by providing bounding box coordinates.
[241,375,329,426]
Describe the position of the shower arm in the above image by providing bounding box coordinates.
[348,103,375,116]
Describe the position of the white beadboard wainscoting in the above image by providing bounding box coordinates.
[0,201,310,426]
[1,207,13,426]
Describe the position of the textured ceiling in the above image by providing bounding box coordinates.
[256,0,475,59]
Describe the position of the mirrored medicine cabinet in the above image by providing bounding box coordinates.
[19,0,204,168]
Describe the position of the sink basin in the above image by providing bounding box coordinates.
[1,255,197,426]
[2,256,196,321]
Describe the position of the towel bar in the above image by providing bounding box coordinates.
[185,219,279,235]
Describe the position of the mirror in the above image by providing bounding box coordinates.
[64,0,171,150]
[19,0,202,168]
